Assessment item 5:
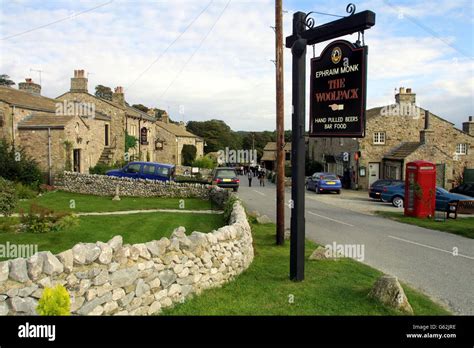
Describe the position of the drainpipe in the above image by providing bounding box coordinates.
[138,117,141,159]
[11,106,15,147]
[48,127,52,185]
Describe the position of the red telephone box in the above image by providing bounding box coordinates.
[404,160,436,218]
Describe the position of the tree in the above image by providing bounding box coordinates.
[132,104,149,113]
[181,144,197,166]
[187,120,242,154]
[0,139,43,187]
[0,74,15,87]
[95,85,113,100]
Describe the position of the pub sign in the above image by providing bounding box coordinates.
[309,40,368,137]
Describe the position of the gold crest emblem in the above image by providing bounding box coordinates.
[331,47,342,64]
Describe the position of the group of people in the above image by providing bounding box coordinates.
[247,167,266,187]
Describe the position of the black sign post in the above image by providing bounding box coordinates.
[285,5,375,281]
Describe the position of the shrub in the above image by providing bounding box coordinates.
[89,163,112,175]
[223,195,239,223]
[19,204,72,233]
[0,139,43,187]
[0,177,18,216]
[39,184,56,193]
[182,144,197,166]
[54,214,79,230]
[192,155,216,169]
[15,182,37,199]
[0,218,18,233]
[36,285,70,316]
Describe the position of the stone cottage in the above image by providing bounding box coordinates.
[0,69,205,183]
[154,113,204,166]
[307,88,474,189]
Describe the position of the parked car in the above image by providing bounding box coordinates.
[450,183,474,198]
[380,183,472,211]
[106,161,175,181]
[369,179,403,200]
[210,167,240,192]
[306,172,342,194]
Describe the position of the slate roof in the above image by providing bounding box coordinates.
[156,121,203,139]
[17,112,74,129]
[384,142,421,160]
[0,86,57,111]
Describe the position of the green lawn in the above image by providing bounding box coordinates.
[17,191,214,213]
[163,220,450,316]
[375,211,474,239]
[0,212,225,260]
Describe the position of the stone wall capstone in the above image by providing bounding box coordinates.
[0,199,253,315]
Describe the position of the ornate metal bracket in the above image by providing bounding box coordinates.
[302,3,357,29]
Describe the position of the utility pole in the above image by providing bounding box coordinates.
[275,0,285,245]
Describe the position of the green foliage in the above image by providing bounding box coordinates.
[0,218,17,233]
[132,104,149,113]
[36,285,71,316]
[19,203,72,233]
[125,132,138,153]
[54,214,79,230]
[89,163,112,175]
[192,155,216,169]
[0,74,15,87]
[95,85,113,101]
[0,177,18,216]
[305,159,324,176]
[187,120,242,154]
[223,195,239,223]
[15,182,37,199]
[181,145,197,166]
[64,141,73,171]
[0,139,43,187]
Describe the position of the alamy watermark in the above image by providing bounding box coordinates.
[380,103,422,119]
[325,242,365,261]
[0,242,38,259]
[217,147,257,165]
[56,100,95,118]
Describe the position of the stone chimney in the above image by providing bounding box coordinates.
[112,86,125,106]
[161,112,169,123]
[395,87,416,105]
[462,116,474,136]
[147,108,156,117]
[420,110,435,144]
[70,69,88,93]
[18,78,41,95]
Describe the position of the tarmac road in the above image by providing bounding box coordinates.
[237,176,474,315]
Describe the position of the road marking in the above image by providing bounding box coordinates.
[306,211,355,227]
[388,235,474,261]
[252,190,266,196]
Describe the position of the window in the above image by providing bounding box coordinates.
[157,167,170,176]
[143,164,156,175]
[125,163,141,173]
[456,143,467,155]
[129,125,137,137]
[373,132,386,144]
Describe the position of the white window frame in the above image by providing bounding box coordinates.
[456,143,468,155]
[373,132,386,145]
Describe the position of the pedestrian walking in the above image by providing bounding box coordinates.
[247,171,253,187]
[259,171,265,187]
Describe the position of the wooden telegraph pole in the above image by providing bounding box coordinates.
[275,0,285,245]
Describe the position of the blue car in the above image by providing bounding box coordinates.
[306,172,342,194]
[106,161,175,182]
[381,183,471,211]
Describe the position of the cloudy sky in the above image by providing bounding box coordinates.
[0,0,472,131]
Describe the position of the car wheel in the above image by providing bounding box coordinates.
[336,190,341,194]
[233,187,238,192]
[392,196,404,208]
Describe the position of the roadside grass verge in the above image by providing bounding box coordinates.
[16,191,215,213]
[0,212,225,261]
[375,211,474,239]
[162,220,450,315]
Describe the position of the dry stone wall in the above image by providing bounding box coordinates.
[62,172,217,199]
[0,200,253,315]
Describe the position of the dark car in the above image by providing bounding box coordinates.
[450,183,474,198]
[306,172,342,194]
[369,179,403,200]
[211,167,240,192]
[106,162,175,182]
[381,183,471,211]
